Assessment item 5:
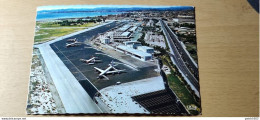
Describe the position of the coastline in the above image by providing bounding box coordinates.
[36,12,124,22]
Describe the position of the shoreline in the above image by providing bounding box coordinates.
[36,48,66,113]
[36,12,124,22]
[27,49,65,114]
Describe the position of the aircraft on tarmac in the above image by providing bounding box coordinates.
[80,56,102,65]
[94,60,125,80]
[66,40,82,47]
[67,38,77,42]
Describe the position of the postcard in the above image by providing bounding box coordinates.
[27,5,201,115]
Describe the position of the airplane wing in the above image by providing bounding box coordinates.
[94,67,104,73]
[88,62,95,65]
[101,75,109,80]
[106,69,125,74]
[94,60,102,62]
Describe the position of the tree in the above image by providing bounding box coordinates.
[102,18,106,22]
[97,19,102,23]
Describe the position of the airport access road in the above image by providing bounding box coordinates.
[161,20,199,80]
[160,20,200,96]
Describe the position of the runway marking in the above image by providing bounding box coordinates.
[58,48,86,53]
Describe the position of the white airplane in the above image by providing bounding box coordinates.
[66,40,82,47]
[67,38,77,42]
[94,60,125,80]
[80,56,102,65]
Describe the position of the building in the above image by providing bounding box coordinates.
[116,45,153,61]
[174,27,196,35]
[99,34,110,44]
[144,32,166,48]
[117,25,131,32]
[101,37,110,44]
[146,19,154,27]
[129,26,138,32]
[124,41,142,49]
[173,18,195,24]
[113,32,132,42]
[137,46,154,54]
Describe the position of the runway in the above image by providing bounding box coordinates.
[37,43,102,113]
[33,21,121,113]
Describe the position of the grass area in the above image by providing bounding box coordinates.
[167,74,200,114]
[185,43,198,63]
[160,55,201,115]
[34,22,99,43]
[36,22,98,28]
[160,26,200,115]
[34,28,84,43]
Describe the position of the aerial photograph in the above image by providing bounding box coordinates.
[27,5,201,115]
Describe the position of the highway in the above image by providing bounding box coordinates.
[161,20,199,80]
[160,20,200,94]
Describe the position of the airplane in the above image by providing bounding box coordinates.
[66,40,82,47]
[80,56,102,65]
[94,60,125,80]
[67,38,77,42]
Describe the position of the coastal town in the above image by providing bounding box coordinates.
[27,6,200,115]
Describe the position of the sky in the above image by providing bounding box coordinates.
[37,5,191,11]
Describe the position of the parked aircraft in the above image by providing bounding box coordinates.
[94,60,125,80]
[67,38,77,42]
[66,41,82,47]
[80,56,102,65]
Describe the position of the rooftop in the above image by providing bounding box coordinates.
[129,26,138,31]
[118,25,131,31]
[117,45,152,57]
[138,46,154,50]
[121,32,131,37]
[124,41,141,45]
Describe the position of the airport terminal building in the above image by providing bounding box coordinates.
[116,41,154,61]
[113,31,132,42]
[116,45,153,61]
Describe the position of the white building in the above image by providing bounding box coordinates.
[137,46,154,54]
[172,18,195,24]
[144,32,166,49]
[124,41,142,49]
[129,26,138,32]
[113,32,132,42]
[146,19,154,27]
[116,45,153,61]
[117,25,131,32]
[100,35,110,44]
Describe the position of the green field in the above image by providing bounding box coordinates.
[160,55,200,115]
[34,22,99,43]
[167,74,200,115]
[185,43,198,63]
[36,22,98,28]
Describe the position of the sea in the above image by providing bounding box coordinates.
[36,6,193,21]
[36,11,123,21]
